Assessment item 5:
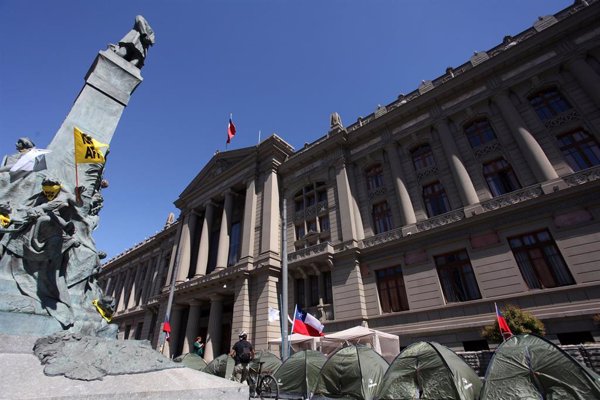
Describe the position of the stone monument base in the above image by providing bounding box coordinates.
[0,334,248,400]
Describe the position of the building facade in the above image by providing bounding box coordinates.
[100,0,600,359]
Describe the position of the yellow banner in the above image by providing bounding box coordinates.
[74,127,108,163]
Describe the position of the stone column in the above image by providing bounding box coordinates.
[232,276,252,345]
[564,56,600,108]
[175,212,197,282]
[164,222,184,290]
[239,178,257,263]
[127,263,142,309]
[435,119,480,206]
[182,301,202,355]
[493,91,558,182]
[194,202,215,277]
[346,163,364,240]
[146,253,162,301]
[216,192,234,271]
[335,159,359,242]
[385,143,417,225]
[204,295,223,362]
[261,168,280,255]
[117,269,131,312]
[150,251,165,296]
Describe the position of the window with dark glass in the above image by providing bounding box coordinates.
[508,230,574,289]
[483,158,521,196]
[528,87,572,121]
[295,224,305,240]
[366,163,384,191]
[557,129,600,171]
[319,215,330,232]
[309,275,319,306]
[435,250,481,303]
[464,119,497,148]
[376,266,409,313]
[307,219,317,234]
[423,181,450,217]
[372,201,393,234]
[411,144,436,170]
[295,278,305,308]
[227,222,241,266]
[322,271,333,304]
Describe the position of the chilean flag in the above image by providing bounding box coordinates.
[495,303,512,339]
[227,115,236,144]
[292,305,324,337]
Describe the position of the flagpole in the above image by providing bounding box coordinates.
[281,196,289,360]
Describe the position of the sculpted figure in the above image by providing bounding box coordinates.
[111,15,155,68]
[330,112,344,130]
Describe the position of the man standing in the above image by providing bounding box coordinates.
[230,331,254,383]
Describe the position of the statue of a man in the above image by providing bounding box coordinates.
[112,15,155,68]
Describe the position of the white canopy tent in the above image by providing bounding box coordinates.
[268,333,321,354]
[320,326,400,362]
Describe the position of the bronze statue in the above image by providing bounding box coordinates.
[111,15,155,68]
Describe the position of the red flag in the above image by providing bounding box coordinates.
[227,116,236,144]
[292,305,324,337]
[162,320,171,341]
[495,303,512,339]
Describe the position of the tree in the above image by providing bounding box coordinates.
[481,304,545,343]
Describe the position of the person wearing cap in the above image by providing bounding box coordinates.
[230,330,254,383]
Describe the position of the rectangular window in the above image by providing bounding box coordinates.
[366,164,384,191]
[483,158,521,196]
[508,230,574,289]
[435,250,481,303]
[423,181,450,217]
[376,266,409,313]
[372,201,393,234]
[322,271,333,304]
[528,88,572,121]
[464,119,497,148]
[134,322,143,340]
[295,224,305,240]
[557,129,600,171]
[319,215,330,232]
[295,279,305,308]
[411,144,435,170]
[227,222,241,266]
[309,275,319,307]
[307,219,317,234]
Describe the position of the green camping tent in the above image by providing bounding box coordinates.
[273,350,327,399]
[202,353,235,380]
[481,334,600,400]
[173,352,208,371]
[375,341,482,400]
[312,344,389,400]
[249,350,282,375]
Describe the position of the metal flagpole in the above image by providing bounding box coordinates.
[159,226,183,355]
[281,197,289,360]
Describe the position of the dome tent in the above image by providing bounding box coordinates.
[173,352,208,371]
[375,341,482,400]
[249,350,282,375]
[273,350,327,399]
[312,344,389,400]
[481,334,600,400]
[202,353,235,380]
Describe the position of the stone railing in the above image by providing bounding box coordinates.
[416,210,465,232]
[288,242,333,264]
[564,164,600,187]
[362,227,404,249]
[543,109,580,129]
[480,185,543,212]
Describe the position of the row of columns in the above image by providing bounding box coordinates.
[365,53,600,228]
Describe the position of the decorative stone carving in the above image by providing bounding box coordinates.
[543,109,580,129]
[470,51,490,67]
[481,186,543,211]
[416,165,439,182]
[416,210,465,232]
[564,165,600,186]
[374,105,387,118]
[533,15,558,32]
[362,228,403,248]
[368,186,387,200]
[288,242,332,263]
[472,140,502,160]
[418,80,434,95]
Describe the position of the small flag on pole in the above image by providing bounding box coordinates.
[495,303,513,340]
[227,115,236,144]
[163,319,172,342]
[74,127,108,164]
[292,305,324,337]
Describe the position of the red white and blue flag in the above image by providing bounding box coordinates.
[227,115,237,144]
[292,305,324,337]
[495,303,512,339]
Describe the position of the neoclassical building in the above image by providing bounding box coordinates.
[100,0,600,359]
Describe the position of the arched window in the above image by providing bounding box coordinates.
[464,119,497,148]
[528,87,572,121]
[411,144,435,170]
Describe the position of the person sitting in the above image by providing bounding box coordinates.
[193,336,204,358]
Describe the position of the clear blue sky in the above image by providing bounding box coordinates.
[0,0,571,260]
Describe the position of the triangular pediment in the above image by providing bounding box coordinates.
[177,146,257,202]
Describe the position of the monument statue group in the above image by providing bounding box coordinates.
[0,16,176,381]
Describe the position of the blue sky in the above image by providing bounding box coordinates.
[0,0,571,260]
